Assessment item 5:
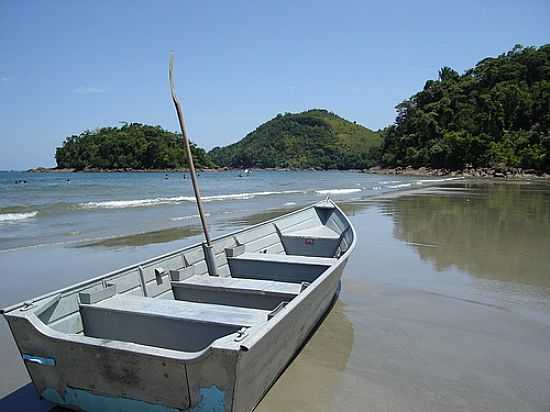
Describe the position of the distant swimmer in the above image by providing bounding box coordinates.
[164,173,169,180]
[238,168,251,178]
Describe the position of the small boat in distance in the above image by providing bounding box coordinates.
[2,199,356,412]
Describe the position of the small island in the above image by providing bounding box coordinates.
[54,123,217,171]
[209,109,382,169]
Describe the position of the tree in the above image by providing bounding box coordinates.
[55,123,217,170]
[381,44,550,171]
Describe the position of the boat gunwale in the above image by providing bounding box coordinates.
[2,200,335,314]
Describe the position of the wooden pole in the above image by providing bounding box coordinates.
[168,54,212,246]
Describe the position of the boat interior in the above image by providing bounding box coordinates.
[27,202,353,353]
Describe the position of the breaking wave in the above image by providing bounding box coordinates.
[414,177,465,184]
[170,213,210,222]
[387,183,413,189]
[0,211,38,222]
[387,177,464,189]
[315,188,362,195]
[79,190,305,209]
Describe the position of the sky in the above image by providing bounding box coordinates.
[0,1,549,170]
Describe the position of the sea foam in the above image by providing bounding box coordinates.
[0,211,38,222]
[315,188,362,195]
[170,213,210,221]
[79,190,304,209]
[414,177,465,184]
[387,183,412,189]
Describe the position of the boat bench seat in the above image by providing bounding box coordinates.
[283,226,340,240]
[80,294,269,352]
[228,253,337,283]
[172,275,304,310]
[279,226,342,258]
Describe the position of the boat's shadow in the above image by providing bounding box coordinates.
[0,383,64,412]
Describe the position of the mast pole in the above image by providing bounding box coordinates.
[168,54,213,249]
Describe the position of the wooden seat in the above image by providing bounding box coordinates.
[172,275,303,310]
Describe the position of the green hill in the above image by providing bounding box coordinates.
[381,44,550,171]
[209,109,382,169]
[55,123,216,170]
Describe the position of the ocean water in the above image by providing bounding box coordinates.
[0,170,461,251]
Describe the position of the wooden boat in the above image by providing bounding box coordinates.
[2,199,355,412]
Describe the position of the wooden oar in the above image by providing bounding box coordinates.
[169,53,218,275]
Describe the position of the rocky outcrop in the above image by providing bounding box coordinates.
[364,165,550,179]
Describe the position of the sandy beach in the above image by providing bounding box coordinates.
[1,180,549,411]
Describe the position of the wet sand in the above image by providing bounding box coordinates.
[256,182,550,412]
[1,181,550,411]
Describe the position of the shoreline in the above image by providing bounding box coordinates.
[26,167,228,173]
[24,165,550,179]
[4,179,536,254]
[365,165,550,180]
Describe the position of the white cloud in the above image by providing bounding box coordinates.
[73,86,105,94]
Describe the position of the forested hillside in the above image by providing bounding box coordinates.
[209,109,381,169]
[381,44,550,171]
[54,45,549,173]
[55,123,216,170]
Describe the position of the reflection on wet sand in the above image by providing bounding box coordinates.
[380,182,550,288]
[0,383,51,412]
[76,225,202,248]
[255,301,354,412]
